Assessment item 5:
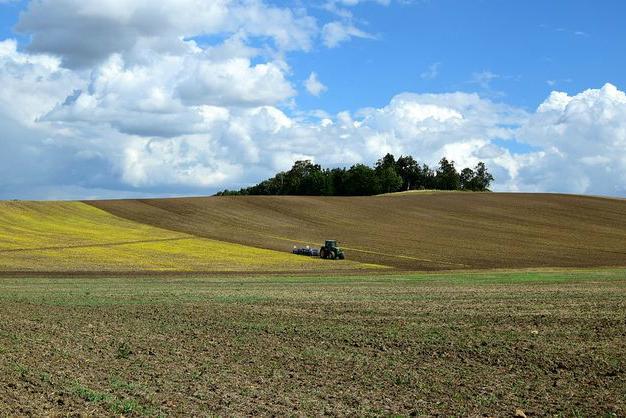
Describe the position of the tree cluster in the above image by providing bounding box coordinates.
[217,154,494,196]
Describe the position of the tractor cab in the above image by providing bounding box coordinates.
[320,240,345,260]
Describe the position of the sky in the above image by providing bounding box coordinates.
[0,0,625,199]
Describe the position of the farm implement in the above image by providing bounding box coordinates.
[293,240,345,260]
[292,245,319,257]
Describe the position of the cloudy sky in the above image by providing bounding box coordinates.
[0,0,625,199]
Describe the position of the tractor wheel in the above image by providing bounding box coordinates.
[329,250,336,260]
[338,253,345,260]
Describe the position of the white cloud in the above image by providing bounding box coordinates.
[515,83,626,195]
[322,21,375,48]
[15,0,318,68]
[304,72,328,97]
[0,39,83,125]
[121,135,243,188]
[2,2,626,199]
[41,45,296,138]
[176,56,294,107]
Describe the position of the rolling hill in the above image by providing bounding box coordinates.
[86,192,626,271]
[1,192,625,274]
[0,201,373,274]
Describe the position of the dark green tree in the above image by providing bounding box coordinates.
[377,166,403,193]
[460,167,475,190]
[329,167,348,196]
[395,155,420,190]
[216,154,494,196]
[375,153,402,193]
[436,158,461,190]
[284,160,322,194]
[375,153,397,171]
[470,161,494,191]
[345,164,381,195]
[421,164,436,189]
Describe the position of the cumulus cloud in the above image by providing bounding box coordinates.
[0,39,83,125]
[2,2,626,199]
[176,57,294,107]
[40,44,296,138]
[1,35,528,194]
[0,55,112,198]
[15,0,318,68]
[516,84,626,195]
[304,72,327,96]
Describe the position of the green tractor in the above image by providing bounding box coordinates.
[320,240,345,260]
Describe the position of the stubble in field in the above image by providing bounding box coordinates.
[0,270,624,416]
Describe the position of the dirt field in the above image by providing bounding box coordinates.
[1,269,624,416]
[89,192,626,271]
[2,193,626,415]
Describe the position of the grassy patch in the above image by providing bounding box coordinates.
[71,382,155,416]
[72,383,109,403]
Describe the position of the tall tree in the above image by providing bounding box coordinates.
[460,167,475,190]
[436,158,461,190]
[377,166,403,194]
[345,164,381,196]
[375,153,402,193]
[421,164,436,189]
[471,162,494,191]
[375,153,397,171]
[395,155,420,190]
[285,160,322,194]
[329,167,347,196]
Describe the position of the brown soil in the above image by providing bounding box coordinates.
[1,273,624,417]
[88,192,626,271]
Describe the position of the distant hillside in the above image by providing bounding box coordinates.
[88,192,626,271]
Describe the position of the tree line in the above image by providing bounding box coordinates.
[216,153,494,196]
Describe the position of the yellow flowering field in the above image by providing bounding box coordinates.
[0,201,376,273]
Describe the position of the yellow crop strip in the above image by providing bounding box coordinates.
[0,201,375,272]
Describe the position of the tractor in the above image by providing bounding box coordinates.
[319,240,345,260]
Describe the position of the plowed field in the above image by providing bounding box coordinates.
[89,192,626,271]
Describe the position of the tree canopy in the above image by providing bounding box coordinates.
[217,154,494,196]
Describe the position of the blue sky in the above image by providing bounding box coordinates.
[292,0,625,112]
[0,1,25,38]
[0,0,625,198]
[3,0,624,112]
